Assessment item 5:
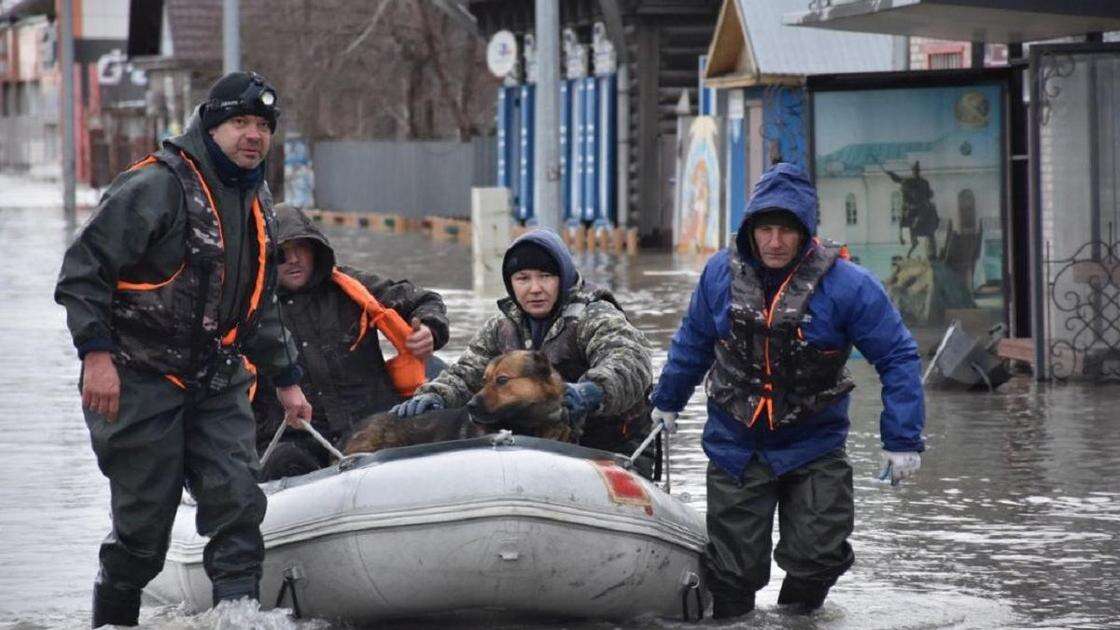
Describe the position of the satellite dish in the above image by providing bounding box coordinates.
[487,30,518,78]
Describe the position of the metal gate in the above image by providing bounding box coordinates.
[1030,43,1120,381]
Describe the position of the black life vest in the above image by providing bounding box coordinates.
[706,238,855,430]
[110,148,275,389]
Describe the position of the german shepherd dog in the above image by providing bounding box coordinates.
[342,350,575,455]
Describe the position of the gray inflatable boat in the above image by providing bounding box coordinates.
[145,433,708,624]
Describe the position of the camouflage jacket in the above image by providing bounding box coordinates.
[417,279,653,450]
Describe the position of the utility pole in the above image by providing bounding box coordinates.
[223,0,240,73]
[533,0,561,231]
[59,0,76,216]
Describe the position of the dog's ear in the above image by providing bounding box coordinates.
[529,351,555,380]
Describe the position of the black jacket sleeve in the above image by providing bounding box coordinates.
[54,166,183,356]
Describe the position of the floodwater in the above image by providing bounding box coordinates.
[1,204,1119,629]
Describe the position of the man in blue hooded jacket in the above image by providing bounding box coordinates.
[651,163,925,618]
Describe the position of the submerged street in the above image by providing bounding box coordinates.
[1,201,1118,629]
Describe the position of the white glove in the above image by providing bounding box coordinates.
[878,450,921,485]
[651,408,679,435]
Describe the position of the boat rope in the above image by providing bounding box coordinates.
[259,419,288,469]
[663,429,672,494]
[628,421,663,464]
[302,421,346,460]
[628,421,674,493]
[259,419,345,469]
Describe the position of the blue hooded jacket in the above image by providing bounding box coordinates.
[651,163,925,479]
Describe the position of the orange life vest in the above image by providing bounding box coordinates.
[330,269,426,397]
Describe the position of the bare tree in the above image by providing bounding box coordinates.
[241,0,497,142]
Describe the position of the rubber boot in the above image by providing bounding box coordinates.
[711,591,755,619]
[212,576,260,604]
[777,575,832,614]
[91,579,141,628]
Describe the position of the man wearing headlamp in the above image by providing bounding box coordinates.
[56,71,309,626]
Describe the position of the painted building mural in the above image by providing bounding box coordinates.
[813,83,1005,326]
[676,116,725,253]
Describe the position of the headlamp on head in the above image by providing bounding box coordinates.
[203,71,280,132]
[221,72,277,112]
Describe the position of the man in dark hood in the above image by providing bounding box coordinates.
[651,163,925,618]
[252,204,449,479]
[55,71,311,625]
[394,228,657,475]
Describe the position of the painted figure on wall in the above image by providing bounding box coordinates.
[676,117,723,253]
[684,159,712,249]
[879,160,939,259]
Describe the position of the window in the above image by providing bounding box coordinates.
[890,190,902,224]
[929,52,963,70]
[845,193,858,226]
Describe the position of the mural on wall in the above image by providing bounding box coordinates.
[672,116,725,253]
[676,116,725,253]
[813,84,1005,326]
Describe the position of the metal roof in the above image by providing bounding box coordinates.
[704,0,897,87]
[785,0,1120,44]
[737,0,896,76]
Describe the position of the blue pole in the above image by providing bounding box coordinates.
[597,73,616,227]
[560,80,572,224]
[496,87,514,189]
[518,84,536,222]
[582,76,598,223]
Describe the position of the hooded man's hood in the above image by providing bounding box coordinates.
[736,162,819,261]
[273,204,336,292]
[501,228,579,307]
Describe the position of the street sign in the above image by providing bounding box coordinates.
[486,30,518,78]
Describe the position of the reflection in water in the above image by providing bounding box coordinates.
[2,211,1118,628]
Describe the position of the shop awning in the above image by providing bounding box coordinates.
[784,0,1120,44]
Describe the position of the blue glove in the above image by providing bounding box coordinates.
[392,393,445,418]
[563,381,604,426]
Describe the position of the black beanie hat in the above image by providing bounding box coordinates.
[201,71,279,132]
[747,208,806,235]
[503,241,560,281]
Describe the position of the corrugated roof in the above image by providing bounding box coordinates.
[736,0,896,75]
[786,0,1120,44]
[165,0,221,63]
